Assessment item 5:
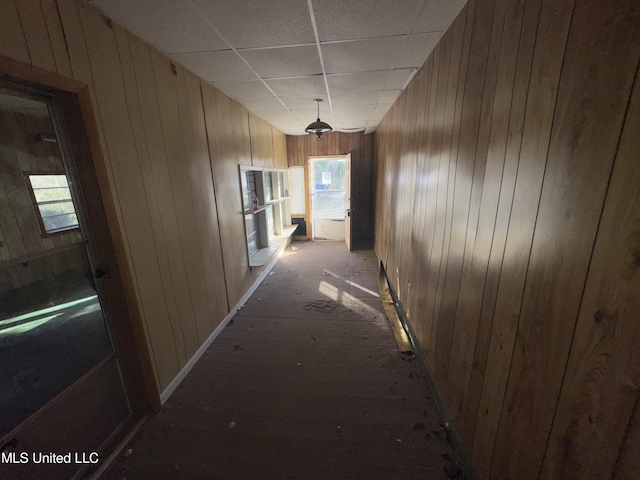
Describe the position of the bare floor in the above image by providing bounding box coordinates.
[101,241,459,480]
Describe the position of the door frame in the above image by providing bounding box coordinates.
[0,56,160,418]
[306,154,352,249]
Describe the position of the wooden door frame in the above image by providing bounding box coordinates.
[306,154,351,245]
[0,55,160,417]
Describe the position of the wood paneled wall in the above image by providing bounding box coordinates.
[0,0,289,394]
[287,131,375,246]
[374,0,640,478]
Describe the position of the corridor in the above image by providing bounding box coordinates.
[101,241,460,480]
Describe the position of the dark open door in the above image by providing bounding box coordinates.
[0,83,140,479]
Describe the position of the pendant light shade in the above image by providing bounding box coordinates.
[305,98,332,138]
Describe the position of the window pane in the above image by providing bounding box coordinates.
[38,200,76,218]
[32,187,72,203]
[29,174,68,189]
[42,213,78,232]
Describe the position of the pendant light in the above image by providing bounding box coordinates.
[305,98,332,138]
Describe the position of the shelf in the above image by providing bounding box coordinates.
[249,225,297,267]
[243,204,272,215]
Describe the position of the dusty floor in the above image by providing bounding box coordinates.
[101,241,461,480]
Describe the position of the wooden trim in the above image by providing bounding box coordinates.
[0,55,85,93]
[66,86,161,413]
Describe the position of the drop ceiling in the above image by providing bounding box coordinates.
[89,0,467,135]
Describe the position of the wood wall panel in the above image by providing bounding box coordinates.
[491,1,640,477]
[0,1,30,64]
[182,70,229,338]
[15,0,57,72]
[286,131,375,246]
[539,31,640,480]
[0,0,289,395]
[374,0,640,478]
[249,112,274,168]
[75,4,181,387]
[202,87,250,308]
[272,128,287,169]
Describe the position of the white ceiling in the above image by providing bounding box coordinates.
[89,0,466,135]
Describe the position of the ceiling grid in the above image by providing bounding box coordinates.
[89,0,467,135]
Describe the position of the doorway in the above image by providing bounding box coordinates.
[0,83,137,479]
[308,155,352,250]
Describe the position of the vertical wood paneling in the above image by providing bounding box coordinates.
[40,0,73,77]
[374,0,640,478]
[74,4,181,387]
[615,397,640,480]
[463,0,541,449]
[151,50,204,360]
[272,128,287,169]
[0,1,30,63]
[491,1,640,477]
[539,38,640,480]
[116,32,185,387]
[15,0,56,71]
[472,0,574,474]
[182,71,229,334]
[446,0,524,441]
[202,86,251,307]
[249,112,274,168]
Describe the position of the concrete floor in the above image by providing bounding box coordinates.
[101,241,462,480]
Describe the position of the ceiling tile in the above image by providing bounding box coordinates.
[332,103,375,115]
[240,45,322,79]
[312,0,424,41]
[213,80,274,100]
[364,125,376,134]
[239,97,287,112]
[386,69,416,89]
[379,90,402,103]
[326,72,390,95]
[280,95,328,110]
[254,109,297,121]
[323,37,410,74]
[265,76,327,97]
[395,33,442,69]
[413,0,468,33]
[290,108,331,123]
[331,91,382,105]
[193,0,315,48]
[89,0,228,53]
[279,126,307,135]
[337,114,372,123]
[373,103,394,113]
[171,51,256,82]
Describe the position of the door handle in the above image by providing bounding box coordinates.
[94,267,108,279]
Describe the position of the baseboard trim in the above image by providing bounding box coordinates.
[159,246,287,405]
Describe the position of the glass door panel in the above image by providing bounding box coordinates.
[0,89,123,447]
[310,158,347,241]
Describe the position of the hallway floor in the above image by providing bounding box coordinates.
[101,241,460,480]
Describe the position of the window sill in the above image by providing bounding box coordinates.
[249,225,297,267]
[244,204,272,215]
